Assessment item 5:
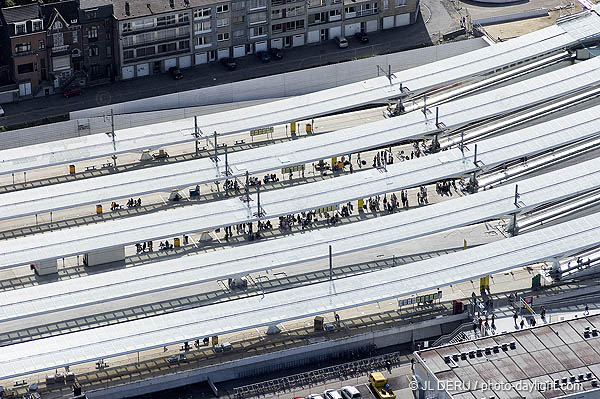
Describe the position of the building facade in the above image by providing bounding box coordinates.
[0,3,46,97]
[112,0,418,79]
[79,0,116,83]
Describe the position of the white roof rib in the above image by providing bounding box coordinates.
[1,157,599,323]
[1,13,599,176]
[2,57,600,221]
[1,210,599,379]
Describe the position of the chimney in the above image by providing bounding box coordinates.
[125,1,130,15]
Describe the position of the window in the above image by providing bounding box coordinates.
[88,26,98,39]
[395,0,406,7]
[122,22,132,32]
[194,7,211,18]
[233,29,245,38]
[15,42,31,53]
[329,8,341,17]
[249,25,265,37]
[88,45,99,57]
[72,48,81,57]
[248,0,267,9]
[308,0,325,6]
[107,46,112,57]
[272,23,282,32]
[383,0,389,9]
[216,17,229,27]
[15,23,26,35]
[271,9,282,19]
[345,6,356,13]
[123,49,134,59]
[86,10,98,19]
[217,32,229,41]
[39,40,45,49]
[248,12,267,24]
[32,19,43,32]
[17,63,34,74]
[286,6,303,16]
[285,19,304,30]
[53,20,63,30]
[178,13,189,22]
[157,42,177,53]
[232,15,245,23]
[216,4,229,13]
[194,35,211,47]
[233,1,245,10]
[53,33,64,47]
[179,39,190,49]
[136,46,155,57]
[195,21,212,32]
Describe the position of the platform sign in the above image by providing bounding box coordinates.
[250,126,274,136]
[282,164,304,174]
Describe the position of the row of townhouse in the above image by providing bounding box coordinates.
[0,0,418,98]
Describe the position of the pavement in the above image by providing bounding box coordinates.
[0,0,461,129]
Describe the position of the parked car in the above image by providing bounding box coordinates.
[220,57,237,71]
[324,389,343,399]
[334,36,349,48]
[354,31,369,43]
[0,105,4,117]
[341,386,362,399]
[256,51,271,63]
[63,85,82,98]
[308,395,324,399]
[269,47,284,60]
[169,66,183,80]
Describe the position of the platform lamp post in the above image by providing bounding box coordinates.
[110,109,117,167]
[194,116,199,157]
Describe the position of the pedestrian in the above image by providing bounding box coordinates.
[410,358,415,371]
[541,306,546,319]
[585,304,590,315]
[513,312,518,325]
[520,319,525,329]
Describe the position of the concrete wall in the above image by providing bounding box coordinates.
[0,38,488,151]
[86,313,467,399]
[72,38,488,119]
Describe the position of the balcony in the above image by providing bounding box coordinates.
[122,29,191,48]
[52,44,70,55]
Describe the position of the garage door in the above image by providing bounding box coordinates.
[366,19,378,32]
[395,13,410,26]
[329,26,341,38]
[306,30,319,44]
[195,52,207,65]
[136,63,149,77]
[18,82,31,97]
[217,48,230,59]
[52,55,70,72]
[121,66,135,79]
[383,16,394,29]
[255,40,267,52]
[179,55,192,68]
[233,45,245,58]
[163,58,177,71]
[344,22,360,36]
[292,34,304,47]
[271,38,284,48]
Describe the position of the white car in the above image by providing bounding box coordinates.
[0,105,5,117]
[309,395,325,399]
[341,386,362,399]
[335,36,348,48]
[324,389,343,399]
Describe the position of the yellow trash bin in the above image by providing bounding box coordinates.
[174,237,181,247]
[358,199,364,209]
[290,121,296,134]
[212,336,219,346]
[69,165,75,175]
[306,123,312,134]
[331,157,337,168]
[96,204,102,214]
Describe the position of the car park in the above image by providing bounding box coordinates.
[168,66,183,80]
[257,51,271,63]
[63,85,82,98]
[341,386,362,399]
[324,389,343,399]
[220,57,238,71]
[269,47,284,60]
[354,32,369,43]
[334,36,349,48]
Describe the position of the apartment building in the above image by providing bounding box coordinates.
[79,0,116,83]
[0,3,46,96]
[40,0,83,91]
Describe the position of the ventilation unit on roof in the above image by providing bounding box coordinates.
[125,1,130,15]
